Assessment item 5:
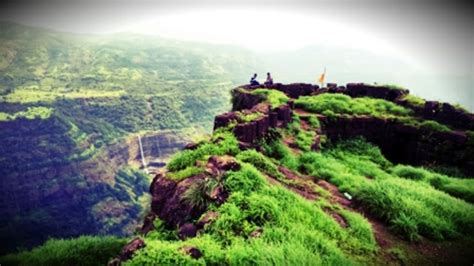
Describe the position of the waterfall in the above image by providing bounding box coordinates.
[137,134,148,174]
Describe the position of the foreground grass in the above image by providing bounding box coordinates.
[4,130,472,264]
[129,162,377,265]
[298,138,474,241]
[391,165,474,203]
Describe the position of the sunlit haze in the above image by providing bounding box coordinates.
[127,9,411,62]
[0,0,472,108]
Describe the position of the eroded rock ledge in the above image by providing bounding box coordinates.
[217,83,474,174]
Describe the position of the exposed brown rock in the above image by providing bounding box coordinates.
[345,83,408,101]
[179,246,203,259]
[269,111,278,127]
[238,141,255,150]
[207,155,240,172]
[178,223,198,239]
[311,135,321,151]
[213,112,238,130]
[184,142,200,150]
[249,227,263,238]
[196,211,219,228]
[116,237,146,262]
[147,156,239,238]
[323,208,348,228]
[422,101,474,131]
[231,88,266,111]
[319,115,473,174]
[140,213,156,235]
[255,115,270,138]
[233,121,257,143]
[150,174,206,228]
[267,83,319,98]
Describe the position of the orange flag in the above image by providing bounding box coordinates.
[318,68,326,86]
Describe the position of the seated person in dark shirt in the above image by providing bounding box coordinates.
[250,73,259,85]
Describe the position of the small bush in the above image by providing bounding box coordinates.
[237,111,263,123]
[419,120,450,132]
[182,178,219,210]
[167,166,205,181]
[224,163,266,195]
[236,149,286,181]
[245,194,280,225]
[167,131,239,171]
[307,115,320,128]
[252,89,289,108]
[295,130,315,152]
[391,165,430,180]
[261,139,299,170]
[401,94,426,107]
[295,94,412,118]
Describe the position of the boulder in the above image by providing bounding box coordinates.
[150,174,206,227]
[233,121,257,143]
[269,111,278,127]
[275,104,292,126]
[184,142,200,150]
[255,115,270,138]
[214,112,238,130]
[117,237,146,262]
[270,83,318,99]
[345,83,408,101]
[140,213,156,235]
[196,211,219,228]
[178,223,198,239]
[231,88,265,111]
[179,246,203,259]
[207,155,240,172]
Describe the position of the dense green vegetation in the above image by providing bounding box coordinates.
[391,165,474,203]
[0,106,53,121]
[295,93,454,132]
[299,139,474,241]
[125,132,473,264]
[106,114,467,264]
[251,89,289,108]
[295,93,412,118]
[0,236,126,266]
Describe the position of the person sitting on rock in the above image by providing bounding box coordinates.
[250,73,260,85]
[264,72,273,85]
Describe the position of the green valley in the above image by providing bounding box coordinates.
[0,22,257,254]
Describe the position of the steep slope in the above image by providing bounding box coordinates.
[0,22,258,254]
[121,83,473,264]
[4,83,473,265]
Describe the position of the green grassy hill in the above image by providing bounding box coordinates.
[2,84,473,265]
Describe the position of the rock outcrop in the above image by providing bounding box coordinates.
[214,103,292,145]
[145,155,240,237]
[217,83,474,174]
[318,115,473,173]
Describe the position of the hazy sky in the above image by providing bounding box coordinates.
[1,0,473,77]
